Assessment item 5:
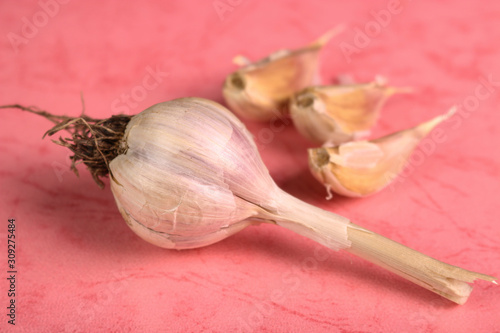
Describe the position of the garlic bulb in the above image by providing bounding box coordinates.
[109,98,351,250]
[3,100,495,304]
[308,108,456,198]
[222,27,343,121]
[290,76,412,144]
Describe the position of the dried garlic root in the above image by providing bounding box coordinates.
[308,108,456,198]
[222,26,343,121]
[290,76,412,144]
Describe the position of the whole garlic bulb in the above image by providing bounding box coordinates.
[3,99,495,304]
[109,98,350,250]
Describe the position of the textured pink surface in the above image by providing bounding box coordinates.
[1,1,500,332]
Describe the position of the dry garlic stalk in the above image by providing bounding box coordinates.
[4,100,495,304]
[308,108,456,198]
[290,76,412,144]
[222,27,343,121]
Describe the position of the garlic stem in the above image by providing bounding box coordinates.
[269,190,351,251]
[266,190,495,304]
[345,223,496,304]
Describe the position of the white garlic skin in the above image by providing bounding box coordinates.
[109,98,279,249]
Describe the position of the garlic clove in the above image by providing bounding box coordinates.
[308,108,456,198]
[222,26,343,121]
[290,76,412,144]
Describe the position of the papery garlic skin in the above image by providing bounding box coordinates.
[109,98,350,250]
[290,77,411,144]
[222,28,342,122]
[308,109,456,198]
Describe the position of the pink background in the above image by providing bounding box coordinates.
[1,0,499,332]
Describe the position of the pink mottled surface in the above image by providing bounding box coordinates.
[1,1,499,332]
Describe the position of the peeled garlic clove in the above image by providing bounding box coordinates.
[309,108,456,198]
[222,27,343,121]
[290,76,412,144]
